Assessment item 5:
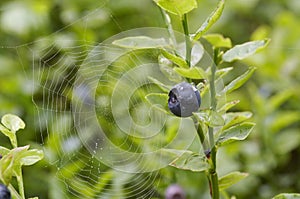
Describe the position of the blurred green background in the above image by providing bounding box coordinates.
[1,0,300,198]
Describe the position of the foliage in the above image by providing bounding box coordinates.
[0,0,300,199]
[0,114,43,199]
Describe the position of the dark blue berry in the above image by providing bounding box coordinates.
[165,184,186,199]
[168,82,201,117]
[0,184,11,199]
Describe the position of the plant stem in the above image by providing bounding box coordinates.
[182,14,191,67]
[11,134,18,148]
[193,116,205,144]
[210,169,219,199]
[8,184,22,199]
[207,49,220,199]
[209,64,217,112]
[9,134,25,199]
[197,123,205,144]
[16,168,25,199]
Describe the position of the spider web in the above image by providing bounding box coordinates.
[0,2,226,198]
[30,28,200,198]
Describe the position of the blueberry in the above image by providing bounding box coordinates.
[165,184,186,199]
[168,82,201,117]
[0,184,11,199]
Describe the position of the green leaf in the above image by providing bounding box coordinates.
[219,171,248,190]
[0,123,18,148]
[158,54,183,82]
[0,146,10,157]
[0,146,29,185]
[267,89,294,113]
[193,112,209,124]
[148,77,171,93]
[272,193,300,199]
[153,0,197,17]
[158,53,173,67]
[193,0,225,41]
[251,25,270,41]
[219,100,240,112]
[222,39,270,62]
[191,41,204,66]
[161,50,189,68]
[112,36,168,49]
[216,67,233,78]
[174,67,207,79]
[1,114,25,133]
[223,111,252,130]
[166,41,204,67]
[68,176,95,197]
[67,169,114,198]
[193,110,224,127]
[168,150,209,172]
[209,111,225,127]
[57,160,86,179]
[92,170,114,196]
[160,65,183,82]
[9,145,30,162]
[0,124,12,138]
[145,93,169,113]
[145,93,168,106]
[270,111,300,133]
[223,67,256,94]
[203,34,232,48]
[0,153,14,185]
[20,149,44,166]
[217,122,255,146]
[274,130,300,155]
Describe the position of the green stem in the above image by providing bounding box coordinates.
[208,127,215,151]
[11,134,18,148]
[210,170,219,199]
[8,184,22,199]
[9,134,25,199]
[207,136,219,199]
[210,64,217,112]
[207,49,220,199]
[197,123,205,144]
[16,168,25,199]
[182,14,192,67]
[193,116,205,144]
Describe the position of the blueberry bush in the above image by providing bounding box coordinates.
[110,0,268,198]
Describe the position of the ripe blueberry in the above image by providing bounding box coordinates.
[0,184,11,199]
[165,184,186,199]
[168,82,201,117]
